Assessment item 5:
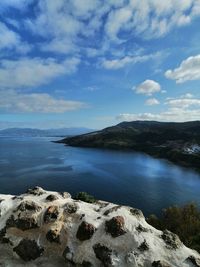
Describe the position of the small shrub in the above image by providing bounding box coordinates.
[75,192,96,203]
[147,203,200,253]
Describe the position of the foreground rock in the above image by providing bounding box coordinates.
[0,187,199,266]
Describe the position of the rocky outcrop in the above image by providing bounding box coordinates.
[44,205,60,223]
[0,187,199,266]
[76,221,96,241]
[105,216,126,237]
[161,230,182,249]
[93,243,113,267]
[13,239,44,261]
[187,255,200,266]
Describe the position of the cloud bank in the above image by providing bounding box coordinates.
[0,90,86,113]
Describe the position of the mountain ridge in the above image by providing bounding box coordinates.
[0,127,95,137]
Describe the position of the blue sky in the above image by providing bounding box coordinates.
[0,0,200,129]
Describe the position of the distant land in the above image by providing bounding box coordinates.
[0,127,94,137]
[58,121,200,171]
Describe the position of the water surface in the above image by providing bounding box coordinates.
[0,136,200,216]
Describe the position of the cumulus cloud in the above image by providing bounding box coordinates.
[166,95,200,108]
[0,90,86,113]
[0,57,80,89]
[117,108,200,122]
[133,80,161,96]
[145,98,160,106]
[117,94,200,122]
[165,54,200,83]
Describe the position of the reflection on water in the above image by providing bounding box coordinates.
[0,136,200,216]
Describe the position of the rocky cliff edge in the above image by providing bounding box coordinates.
[0,187,199,267]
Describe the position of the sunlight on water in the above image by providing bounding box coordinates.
[0,137,200,216]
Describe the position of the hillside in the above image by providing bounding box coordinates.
[58,121,200,171]
[0,186,200,266]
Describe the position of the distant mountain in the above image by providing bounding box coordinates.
[0,127,94,137]
[58,121,200,171]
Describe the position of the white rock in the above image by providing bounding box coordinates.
[0,188,199,267]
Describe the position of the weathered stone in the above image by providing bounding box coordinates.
[96,201,109,209]
[76,221,96,241]
[81,260,93,267]
[44,206,59,223]
[93,243,113,267]
[60,192,71,199]
[161,230,182,249]
[138,240,149,251]
[26,186,45,196]
[12,196,23,201]
[187,255,200,267]
[0,227,7,243]
[63,246,74,264]
[104,205,122,216]
[130,208,143,217]
[46,194,59,202]
[136,224,149,233]
[126,252,138,266]
[46,228,61,243]
[64,203,78,214]
[6,215,38,231]
[13,239,44,261]
[80,214,85,220]
[152,260,171,267]
[17,200,41,212]
[105,216,126,238]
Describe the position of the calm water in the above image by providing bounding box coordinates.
[0,136,200,216]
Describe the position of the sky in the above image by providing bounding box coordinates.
[0,0,200,130]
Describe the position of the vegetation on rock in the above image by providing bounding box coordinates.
[75,192,96,203]
[147,203,200,253]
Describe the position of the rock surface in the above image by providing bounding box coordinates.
[0,187,199,266]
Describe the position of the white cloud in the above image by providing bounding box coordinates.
[22,0,200,59]
[0,90,86,113]
[166,95,200,108]
[105,6,132,41]
[41,38,78,55]
[145,98,160,106]
[116,113,161,121]
[71,0,101,18]
[0,22,19,50]
[165,54,200,83]
[0,22,31,54]
[116,109,200,122]
[25,0,95,56]
[101,53,160,69]
[105,0,200,41]
[182,93,194,98]
[0,0,33,10]
[134,80,161,96]
[0,57,80,89]
[117,94,200,122]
